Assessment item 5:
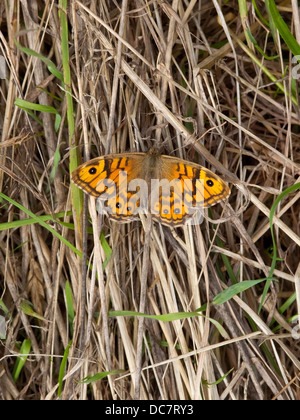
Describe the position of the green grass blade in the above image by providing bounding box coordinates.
[78,370,125,384]
[246,29,279,60]
[0,298,10,316]
[14,98,60,114]
[252,0,269,27]
[259,182,300,313]
[14,40,63,81]
[14,98,62,131]
[0,211,72,231]
[202,368,234,386]
[49,144,62,182]
[21,300,46,322]
[213,279,274,306]
[109,310,229,339]
[65,281,75,336]
[100,232,112,270]
[0,192,81,259]
[58,340,72,398]
[12,339,31,382]
[58,0,82,231]
[267,0,300,59]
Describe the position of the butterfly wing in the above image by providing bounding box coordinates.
[155,155,230,226]
[71,153,146,222]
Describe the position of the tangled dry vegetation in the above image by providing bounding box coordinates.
[0,0,300,400]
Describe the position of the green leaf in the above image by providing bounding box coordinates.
[65,281,75,335]
[202,368,234,386]
[15,98,62,131]
[252,0,269,27]
[12,339,31,382]
[109,310,229,339]
[21,300,46,322]
[0,211,73,231]
[15,40,63,81]
[15,98,59,114]
[246,28,279,60]
[78,370,125,384]
[213,279,273,306]
[100,232,112,270]
[259,182,300,312]
[0,192,81,259]
[58,340,72,397]
[0,298,10,316]
[266,0,300,58]
[50,144,61,182]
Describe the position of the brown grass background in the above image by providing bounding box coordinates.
[0,0,300,400]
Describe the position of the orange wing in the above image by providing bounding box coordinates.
[154,158,230,226]
[71,153,146,222]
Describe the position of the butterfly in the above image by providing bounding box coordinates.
[71,147,230,227]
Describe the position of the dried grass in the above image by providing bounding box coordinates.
[0,0,300,400]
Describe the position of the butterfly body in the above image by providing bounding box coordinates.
[71,148,230,226]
